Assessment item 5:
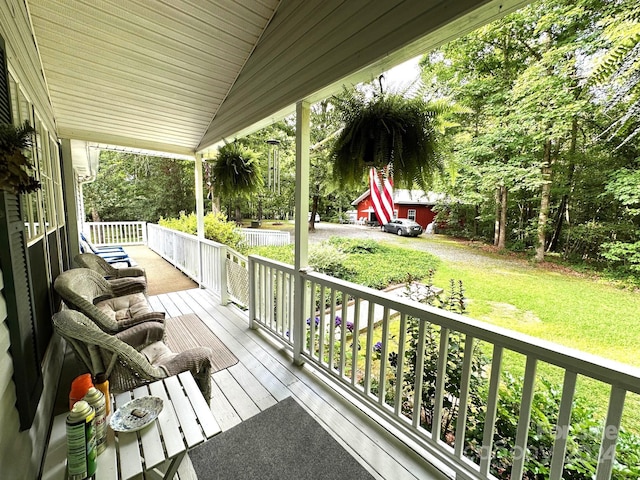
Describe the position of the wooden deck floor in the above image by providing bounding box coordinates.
[147,287,448,480]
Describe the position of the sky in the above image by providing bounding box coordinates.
[382,56,423,92]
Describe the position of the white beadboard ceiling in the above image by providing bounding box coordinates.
[26,0,529,158]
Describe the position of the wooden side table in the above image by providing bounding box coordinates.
[43,371,220,479]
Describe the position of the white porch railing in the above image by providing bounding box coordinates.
[146,223,252,306]
[83,221,147,246]
[147,224,226,303]
[238,227,290,247]
[247,254,640,480]
[103,223,639,479]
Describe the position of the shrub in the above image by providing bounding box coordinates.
[376,275,640,479]
[600,241,640,272]
[327,236,382,254]
[159,211,245,252]
[464,373,640,479]
[308,243,353,279]
[248,238,440,291]
[248,245,293,264]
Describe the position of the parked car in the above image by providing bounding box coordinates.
[382,218,423,237]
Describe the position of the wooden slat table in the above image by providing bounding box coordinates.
[43,372,220,479]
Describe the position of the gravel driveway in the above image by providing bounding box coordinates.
[303,222,519,268]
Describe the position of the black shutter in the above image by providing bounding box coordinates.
[0,35,43,430]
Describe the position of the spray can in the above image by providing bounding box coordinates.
[93,372,110,415]
[83,387,107,455]
[69,373,93,410]
[66,400,97,479]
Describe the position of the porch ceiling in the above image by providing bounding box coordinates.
[26,0,528,157]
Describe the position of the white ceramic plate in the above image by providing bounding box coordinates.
[109,396,163,432]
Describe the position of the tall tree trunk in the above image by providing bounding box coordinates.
[535,140,553,262]
[548,118,578,252]
[473,204,479,237]
[498,185,507,249]
[494,187,501,247]
[91,207,100,223]
[309,192,320,231]
[211,196,220,214]
[234,204,242,225]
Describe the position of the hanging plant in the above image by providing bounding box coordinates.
[208,141,263,199]
[330,82,446,190]
[0,121,40,194]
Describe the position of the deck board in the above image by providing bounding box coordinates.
[149,287,447,480]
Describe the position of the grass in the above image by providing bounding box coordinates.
[425,239,640,432]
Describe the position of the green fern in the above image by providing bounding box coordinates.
[329,84,449,190]
[208,142,263,199]
[0,121,40,194]
[592,4,640,147]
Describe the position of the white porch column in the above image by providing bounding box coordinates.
[194,153,208,290]
[194,153,205,239]
[293,100,310,365]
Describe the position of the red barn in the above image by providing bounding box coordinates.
[351,188,445,228]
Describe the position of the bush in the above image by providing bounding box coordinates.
[561,221,628,262]
[159,211,245,252]
[376,276,640,479]
[308,243,353,278]
[248,245,293,264]
[464,373,640,479]
[345,244,439,289]
[327,236,382,254]
[600,241,640,272]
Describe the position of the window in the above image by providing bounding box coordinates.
[407,209,416,221]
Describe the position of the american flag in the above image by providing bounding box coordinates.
[369,167,394,225]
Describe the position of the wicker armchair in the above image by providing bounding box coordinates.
[54,268,164,334]
[53,310,212,402]
[75,253,147,291]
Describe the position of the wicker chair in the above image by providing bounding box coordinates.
[54,268,164,334]
[75,253,147,291]
[53,310,212,402]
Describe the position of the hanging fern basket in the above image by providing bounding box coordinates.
[330,88,443,189]
[0,121,40,194]
[209,142,263,199]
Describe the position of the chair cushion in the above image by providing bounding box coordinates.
[140,342,176,375]
[96,293,160,322]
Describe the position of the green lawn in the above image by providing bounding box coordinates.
[426,242,640,431]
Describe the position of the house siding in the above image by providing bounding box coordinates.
[0,2,66,476]
[396,205,436,229]
[0,269,64,478]
[355,197,437,229]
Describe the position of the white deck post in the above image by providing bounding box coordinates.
[293,100,310,365]
[194,153,206,289]
[195,154,205,239]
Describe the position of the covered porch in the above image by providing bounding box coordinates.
[1,1,636,479]
[145,286,443,479]
[52,244,443,479]
[52,228,640,480]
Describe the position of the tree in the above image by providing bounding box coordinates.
[421,0,621,264]
[83,151,195,223]
[594,3,640,147]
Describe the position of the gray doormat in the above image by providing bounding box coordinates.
[189,396,376,480]
[165,313,238,373]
